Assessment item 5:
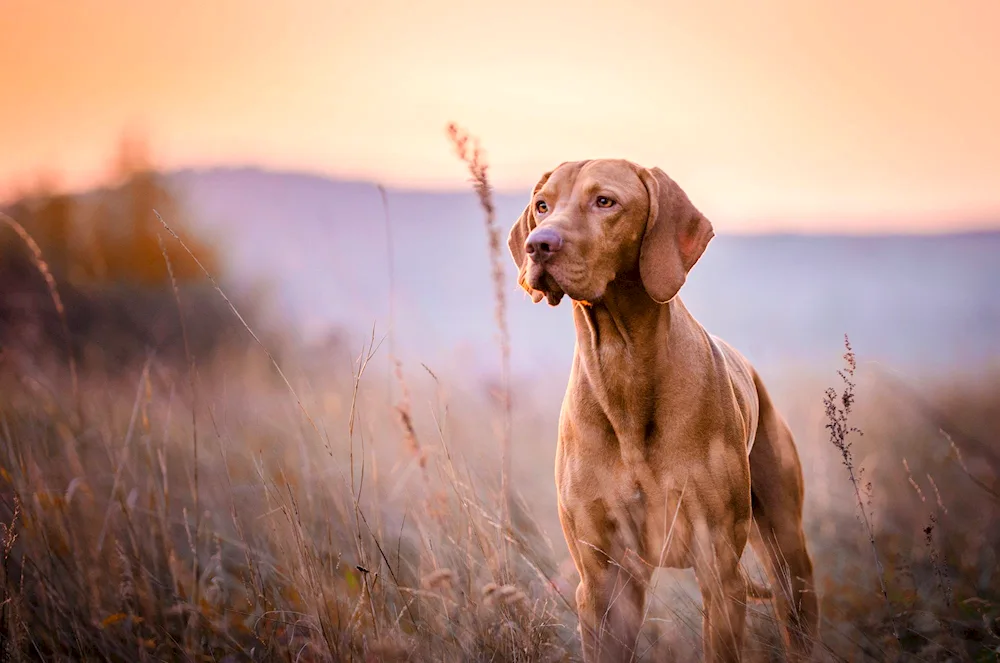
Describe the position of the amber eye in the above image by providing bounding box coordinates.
[535,200,549,214]
[596,196,615,208]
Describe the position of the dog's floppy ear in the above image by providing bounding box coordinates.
[507,170,554,304]
[637,167,714,304]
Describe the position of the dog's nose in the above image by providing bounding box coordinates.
[525,227,564,263]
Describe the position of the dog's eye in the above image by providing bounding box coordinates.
[596,196,615,208]
[535,200,549,214]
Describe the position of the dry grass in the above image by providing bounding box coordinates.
[1,208,579,662]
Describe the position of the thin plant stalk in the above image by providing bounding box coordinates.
[378,184,396,399]
[0,212,80,421]
[824,334,899,643]
[157,232,201,635]
[446,123,513,567]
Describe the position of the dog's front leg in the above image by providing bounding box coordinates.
[576,555,649,663]
[693,517,750,663]
[560,505,650,662]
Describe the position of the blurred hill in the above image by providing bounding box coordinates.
[170,167,1000,380]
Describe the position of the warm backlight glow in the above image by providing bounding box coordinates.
[3,0,1000,231]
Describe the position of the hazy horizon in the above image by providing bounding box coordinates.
[9,162,1000,237]
[140,167,1000,379]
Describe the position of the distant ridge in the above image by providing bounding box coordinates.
[157,167,1000,378]
[10,166,994,379]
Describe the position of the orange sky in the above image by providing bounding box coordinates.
[3,0,999,232]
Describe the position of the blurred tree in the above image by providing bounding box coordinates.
[79,133,218,285]
[0,133,237,367]
[2,133,218,288]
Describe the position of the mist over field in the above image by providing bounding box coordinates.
[172,167,1000,379]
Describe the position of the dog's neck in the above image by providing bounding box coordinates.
[568,273,716,472]
[569,274,690,470]
[571,274,671,365]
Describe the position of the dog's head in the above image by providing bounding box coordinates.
[507,159,714,306]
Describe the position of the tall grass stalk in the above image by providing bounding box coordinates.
[378,184,397,399]
[0,211,79,420]
[446,123,513,568]
[157,231,202,643]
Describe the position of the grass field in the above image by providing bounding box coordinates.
[2,303,999,661]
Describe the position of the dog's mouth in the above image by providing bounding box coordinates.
[526,264,565,306]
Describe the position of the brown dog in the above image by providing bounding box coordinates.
[507,160,818,662]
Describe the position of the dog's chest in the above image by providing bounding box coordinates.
[557,451,696,570]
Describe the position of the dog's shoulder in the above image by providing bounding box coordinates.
[708,334,761,452]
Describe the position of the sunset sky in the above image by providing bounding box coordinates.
[3,0,999,232]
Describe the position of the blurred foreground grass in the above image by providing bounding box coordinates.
[1,337,999,661]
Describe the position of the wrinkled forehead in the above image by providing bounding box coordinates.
[539,159,645,202]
